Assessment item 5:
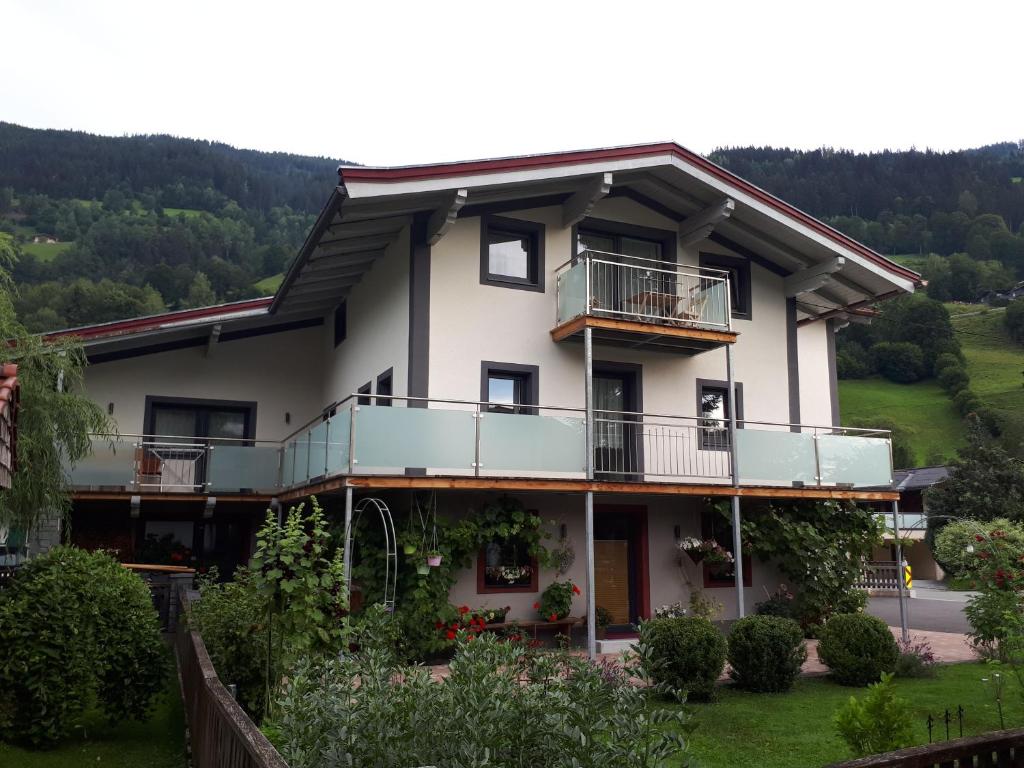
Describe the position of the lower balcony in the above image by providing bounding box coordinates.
[68,396,894,499]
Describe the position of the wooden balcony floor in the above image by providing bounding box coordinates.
[551,315,737,354]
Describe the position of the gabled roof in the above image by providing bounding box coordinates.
[271,141,921,319]
[893,465,950,491]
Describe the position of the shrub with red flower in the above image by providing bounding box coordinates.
[536,580,578,621]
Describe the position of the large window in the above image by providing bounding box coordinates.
[477,532,538,593]
[699,252,751,320]
[480,215,544,291]
[481,361,538,415]
[697,379,743,450]
[146,397,255,443]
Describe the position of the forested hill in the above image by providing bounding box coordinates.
[2,122,1024,334]
[0,122,342,214]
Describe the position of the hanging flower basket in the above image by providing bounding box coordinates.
[402,542,417,556]
[427,552,443,567]
[416,562,430,576]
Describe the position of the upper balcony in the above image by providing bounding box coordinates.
[68,397,894,500]
[553,251,739,354]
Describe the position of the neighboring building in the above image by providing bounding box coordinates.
[980,281,1024,304]
[54,142,921,647]
[30,234,58,244]
[871,465,950,581]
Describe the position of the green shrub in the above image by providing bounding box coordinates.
[1006,297,1024,344]
[953,388,982,416]
[727,616,806,692]
[965,589,1022,659]
[871,341,925,383]
[188,568,269,717]
[934,519,1024,578]
[937,364,970,394]
[817,613,899,686]
[933,351,962,376]
[834,673,915,757]
[0,547,168,746]
[639,616,726,701]
[835,588,869,615]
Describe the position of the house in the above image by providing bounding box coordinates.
[979,281,1024,304]
[52,142,920,652]
[30,234,58,244]
[870,465,950,581]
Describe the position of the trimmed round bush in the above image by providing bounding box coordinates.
[938,364,970,394]
[0,547,169,746]
[817,613,898,686]
[639,616,726,701]
[727,616,806,692]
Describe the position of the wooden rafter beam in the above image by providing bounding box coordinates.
[427,189,468,245]
[678,197,735,246]
[784,257,846,297]
[562,173,613,227]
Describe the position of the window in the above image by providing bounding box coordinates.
[697,379,743,450]
[700,252,751,319]
[333,301,347,347]
[146,397,255,443]
[477,532,539,593]
[376,368,393,406]
[480,215,544,291]
[481,361,538,415]
[701,508,752,588]
[357,382,372,406]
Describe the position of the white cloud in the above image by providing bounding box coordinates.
[3,0,1022,165]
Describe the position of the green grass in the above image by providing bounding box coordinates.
[20,240,73,261]
[0,674,185,767]
[254,272,283,293]
[839,378,963,465]
[162,207,204,218]
[680,663,1022,768]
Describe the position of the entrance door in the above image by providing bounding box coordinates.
[594,369,641,478]
[593,505,649,628]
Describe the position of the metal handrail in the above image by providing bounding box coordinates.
[554,250,732,276]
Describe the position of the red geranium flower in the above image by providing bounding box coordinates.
[976,534,985,542]
[549,613,558,622]
[435,621,443,629]
[533,602,540,610]
[572,584,581,595]
[979,551,991,560]
[458,605,470,615]
[446,630,456,640]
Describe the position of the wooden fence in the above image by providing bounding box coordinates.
[829,728,1024,767]
[855,561,901,591]
[175,592,289,768]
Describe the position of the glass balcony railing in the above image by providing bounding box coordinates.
[69,400,893,493]
[555,251,732,331]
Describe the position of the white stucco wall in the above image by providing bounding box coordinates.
[428,197,800,427]
[322,226,410,407]
[797,319,836,427]
[83,324,326,441]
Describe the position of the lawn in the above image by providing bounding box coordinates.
[839,378,963,466]
[0,673,185,768]
[21,240,73,261]
[680,662,1022,768]
[162,207,205,218]
[254,272,283,293]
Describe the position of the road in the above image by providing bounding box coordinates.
[866,591,971,635]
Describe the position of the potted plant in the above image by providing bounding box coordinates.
[595,605,613,640]
[535,580,580,622]
[703,543,735,573]
[416,561,430,576]
[426,549,443,567]
[476,606,510,625]
[677,536,709,564]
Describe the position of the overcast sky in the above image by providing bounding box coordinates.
[3,0,1022,166]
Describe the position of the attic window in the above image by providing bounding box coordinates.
[480,215,544,292]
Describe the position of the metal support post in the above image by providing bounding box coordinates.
[892,499,910,643]
[726,343,745,618]
[343,486,354,592]
[584,326,597,659]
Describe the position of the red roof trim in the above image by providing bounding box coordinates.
[341,143,921,286]
[44,297,273,341]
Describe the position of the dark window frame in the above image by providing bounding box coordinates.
[699,251,752,320]
[333,301,347,347]
[479,215,545,292]
[696,378,744,451]
[476,511,542,594]
[573,217,677,266]
[357,382,372,406]
[480,361,539,416]
[144,395,257,442]
[375,368,394,406]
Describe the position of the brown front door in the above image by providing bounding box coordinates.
[595,540,631,625]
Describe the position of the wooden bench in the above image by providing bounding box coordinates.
[483,616,583,641]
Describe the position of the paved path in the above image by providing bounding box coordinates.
[868,594,971,634]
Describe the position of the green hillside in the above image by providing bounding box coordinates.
[839,304,1024,466]
[254,272,283,293]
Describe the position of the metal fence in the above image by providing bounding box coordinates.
[176,591,288,768]
[855,561,902,591]
[828,727,1024,767]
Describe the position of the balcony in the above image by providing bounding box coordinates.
[69,398,894,497]
[553,251,738,354]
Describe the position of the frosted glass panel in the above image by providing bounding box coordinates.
[818,435,892,488]
[557,261,587,324]
[700,281,729,327]
[281,442,296,487]
[307,422,329,479]
[293,436,310,485]
[208,445,281,492]
[69,439,136,487]
[355,406,474,472]
[736,429,817,486]
[326,414,350,476]
[480,412,585,473]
